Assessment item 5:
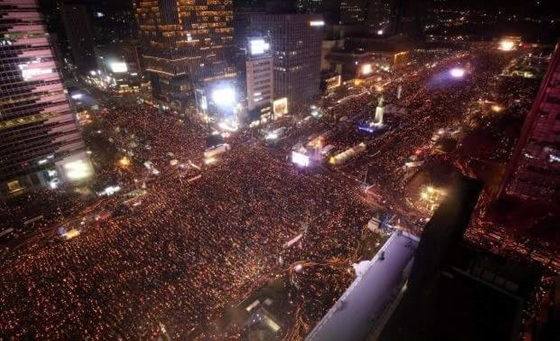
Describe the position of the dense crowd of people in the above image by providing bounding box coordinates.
[0,45,554,340]
[0,97,376,339]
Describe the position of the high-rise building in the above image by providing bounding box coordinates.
[246,37,274,122]
[61,3,97,74]
[94,40,144,94]
[366,0,392,31]
[340,0,367,25]
[501,44,560,203]
[389,0,427,38]
[90,2,137,45]
[249,14,323,113]
[0,0,92,196]
[297,0,340,24]
[133,0,235,108]
[296,0,323,13]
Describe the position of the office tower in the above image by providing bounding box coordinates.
[340,0,367,25]
[296,0,324,13]
[297,0,340,24]
[61,3,97,74]
[133,0,235,107]
[389,0,427,38]
[501,44,560,203]
[90,3,136,45]
[246,38,274,121]
[0,0,92,196]
[249,14,323,113]
[94,40,143,94]
[367,0,391,31]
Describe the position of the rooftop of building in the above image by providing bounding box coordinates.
[306,232,419,341]
[376,176,542,341]
[378,263,525,341]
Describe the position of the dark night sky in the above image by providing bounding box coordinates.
[438,0,560,14]
[38,0,560,15]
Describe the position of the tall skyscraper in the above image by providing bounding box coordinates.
[0,0,92,196]
[501,44,560,203]
[95,40,144,94]
[297,0,339,24]
[246,37,274,121]
[340,0,367,25]
[296,0,326,14]
[367,0,392,31]
[389,0,427,38]
[133,0,235,107]
[61,3,97,74]
[249,14,323,112]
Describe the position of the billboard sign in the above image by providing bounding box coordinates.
[326,75,342,91]
[249,38,270,56]
[292,151,310,167]
[110,62,128,73]
[273,98,288,116]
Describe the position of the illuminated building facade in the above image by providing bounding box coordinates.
[246,37,274,121]
[133,0,235,107]
[249,14,323,112]
[501,44,560,203]
[0,0,92,196]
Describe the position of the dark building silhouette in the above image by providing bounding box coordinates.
[366,0,392,31]
[340,0,368,25]
[389,0,427,38]
[376,176,542,341]
[61,3,97,74]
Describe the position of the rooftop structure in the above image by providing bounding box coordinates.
[377,177,542,340]
[501,43,560,204]
[306,232,419,341]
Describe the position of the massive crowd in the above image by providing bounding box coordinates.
[0,45,554,340]
[0,98,375,339]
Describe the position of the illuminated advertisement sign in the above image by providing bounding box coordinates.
[249,38,270,56]
[110,62,128,73]
[62,158,93,181]
[292,151,310,167]
[212,87,236,107]
[19,64,53,81]
[309,21,325,27]
[326,75,342,90]
[361,64,373,75]
[273,98,288,116]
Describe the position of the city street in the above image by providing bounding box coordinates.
[0,43,557,340]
